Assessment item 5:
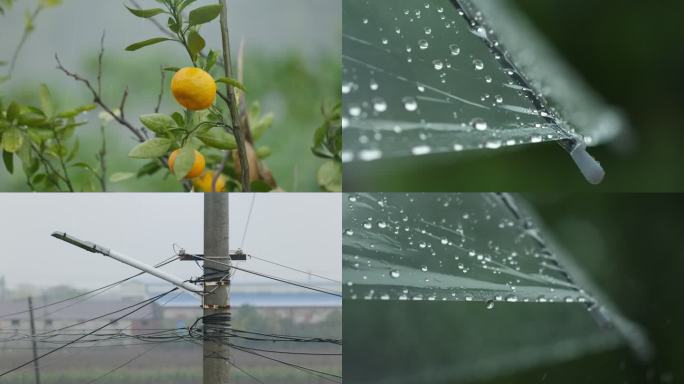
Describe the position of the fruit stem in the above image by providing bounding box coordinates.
[217,0,250,192]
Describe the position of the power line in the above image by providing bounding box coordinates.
[247,253,341,284]
[85,343,163,384]
[0,255,177,320]
[240,193,256,249]
[0,288,177,379]
[195,257,342,297]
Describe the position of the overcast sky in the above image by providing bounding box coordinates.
[0,193,341,290]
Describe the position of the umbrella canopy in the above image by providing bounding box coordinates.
[342,0,624,183]
[343,192,650,383]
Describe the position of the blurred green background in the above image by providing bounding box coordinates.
[343,0,684,192]
[344,194,683,383]
[0,0,341,191]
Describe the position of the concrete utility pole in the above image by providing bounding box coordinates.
[27,297,40,384]
[203,194,230,383]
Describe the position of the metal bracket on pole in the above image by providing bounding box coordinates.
[51,231,204,294]
[201,281,230,287]
[178,249,248,261]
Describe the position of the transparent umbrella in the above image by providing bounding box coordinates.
[342,193,650,383]
[342,0,625,184]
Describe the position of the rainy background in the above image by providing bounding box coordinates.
[343,0,684,192]
[343,193,683,384]
[0,0,341,191]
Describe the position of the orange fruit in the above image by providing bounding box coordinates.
[192,171,227,192]
[171,67,216,110]
[168,149,205,179]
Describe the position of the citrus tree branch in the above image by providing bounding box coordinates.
[218,0,250,192]
[55,54,146,142]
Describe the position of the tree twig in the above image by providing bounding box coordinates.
[98,125,107,192]
[8,5,42,76]
[55,54,146,142]
[155,66,166,113]
[52,134,75,192]
[119,86,129,120]
[97,31,105,95]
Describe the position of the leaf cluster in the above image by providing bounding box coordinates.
[0,84,97,191]
[311,102,341,191]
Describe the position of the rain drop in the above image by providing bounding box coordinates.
[449,44,460,55]
[402,97,418,111]
[473,59,484,70]
[390,270,400,278]
[470,118,488,131]
[372,97,387,112]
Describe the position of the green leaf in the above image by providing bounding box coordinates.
[317,160,342,192]
[205,50,217,71]
[167,16,180,33]
[125,37,173,51]
[188,4,222,25]
[139,113,176,135]
[173,145,195,180]
[136,160,162,178]
[171,112,185,128]
[57,104,96,119]
[196,127,236,150]
[6,101,19,122]
[215,77,247,92]
[2,150,13,174]
[178,0,197,13]
[109,172,136,182]
[125,6,165,18]
[256,146,271,159]
[163,66,180,73]
[251,112,273,141]
[71,162,96,172]
[2,128,23,153]
[40,0,62,7]
[187,29,205,62]
[128,138,172,158]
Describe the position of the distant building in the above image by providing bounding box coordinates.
[0,299,162,335]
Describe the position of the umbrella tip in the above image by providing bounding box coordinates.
[570,142,605,185]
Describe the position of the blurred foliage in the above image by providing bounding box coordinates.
[513,193,683,384]
[343,0,684,192]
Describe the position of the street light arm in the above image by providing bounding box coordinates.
[51,231,204,294]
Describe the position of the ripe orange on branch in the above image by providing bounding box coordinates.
[168,149,206,178]
[171,67,216,110]
[192,171,227,192]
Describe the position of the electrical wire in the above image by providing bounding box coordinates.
[0,255,177,320]
[194,257,342,297]
[240,193,256,249]
[247,253,341,284]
